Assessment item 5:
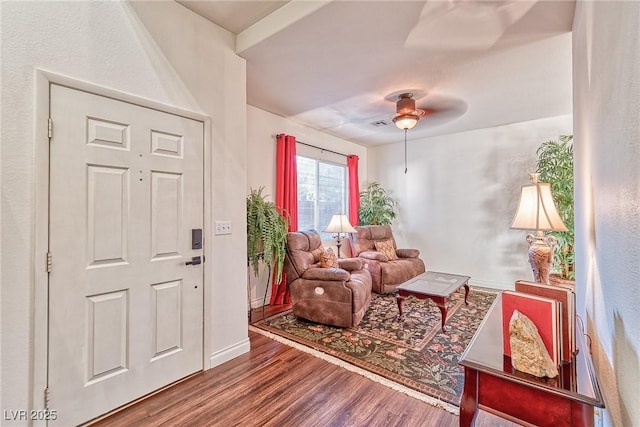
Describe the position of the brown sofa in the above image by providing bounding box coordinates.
[284,230,372,327]
[349,225,426,294]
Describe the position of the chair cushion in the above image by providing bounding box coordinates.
[320,247,339,268]
[359,251,389,262]
[374,239,398,260]
[286,230,325,277]
[350,225,395,255]
[302,267,350,281]
[336,257,365,271]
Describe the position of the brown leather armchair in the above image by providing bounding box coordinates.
[284,230,372,327]
[349,225,426,294]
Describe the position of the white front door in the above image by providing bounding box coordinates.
[48,84,204,426]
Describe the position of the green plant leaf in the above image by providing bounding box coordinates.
[358,182,397,226]
[537,135,574,279]
[247,187,289,283]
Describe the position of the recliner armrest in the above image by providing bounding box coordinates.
[358,251,389,262]
[301,268,350,281]
[396,248,420,259]
[337,257,364,272]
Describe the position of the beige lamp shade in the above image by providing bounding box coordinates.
[324,214,357,234]
[511,182,568,232]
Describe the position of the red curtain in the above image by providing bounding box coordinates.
[272,134,298,305]
[347,155,360,226]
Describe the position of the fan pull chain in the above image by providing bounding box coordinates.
[404,128,408,174]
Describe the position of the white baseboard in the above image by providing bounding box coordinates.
[249,296,269,309]
[208,338,250,369]
[469,278,513,291]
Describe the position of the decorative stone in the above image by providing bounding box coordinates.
[509,310,559,378]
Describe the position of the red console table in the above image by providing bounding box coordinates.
[459,293,604,427]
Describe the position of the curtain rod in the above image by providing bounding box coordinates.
[276,134,348,158]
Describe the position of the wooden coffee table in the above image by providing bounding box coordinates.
[396,271,470,331]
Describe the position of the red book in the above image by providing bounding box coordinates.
[515,280,575,362]
[502,290,561,366]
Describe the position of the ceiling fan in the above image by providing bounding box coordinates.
[392,92,426,131]
[386,90,467,131]
[387,91,466,173]
[390,92,423,174]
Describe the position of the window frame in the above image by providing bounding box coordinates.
[296,152,349,241]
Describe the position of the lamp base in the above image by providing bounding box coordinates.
[526,232,557,285]
[335,237,343,258]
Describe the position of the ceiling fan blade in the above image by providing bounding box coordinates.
[405,0,536,51]
[419,97,468,127]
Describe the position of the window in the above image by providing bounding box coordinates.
[297,155,347,240]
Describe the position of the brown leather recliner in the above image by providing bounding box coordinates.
[349,225,426,294]
[284,230,372,327]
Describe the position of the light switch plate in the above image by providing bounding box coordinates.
[215,221,232,235]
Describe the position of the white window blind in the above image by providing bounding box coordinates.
[297,154,347,240]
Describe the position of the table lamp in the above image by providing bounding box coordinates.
[511,173,567,284]
[324,214,357,258]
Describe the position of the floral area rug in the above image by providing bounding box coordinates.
[249,288,496,414]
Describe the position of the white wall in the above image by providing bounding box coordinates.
[573,1,640,426]
[369,115,573,289]
[1,0,248,418]
[246,105,368,306]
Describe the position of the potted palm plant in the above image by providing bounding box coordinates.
[246,187,289,284]
[536,135,574,281]
[358,181,397,225]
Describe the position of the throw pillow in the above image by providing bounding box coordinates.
[374,239,398,260]
[320,247,339,268]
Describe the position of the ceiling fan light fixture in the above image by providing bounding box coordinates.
[393,114,419,130]
[396,93,419,113]
[392,93,424,130]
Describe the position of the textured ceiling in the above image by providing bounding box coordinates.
[180,0,576,146]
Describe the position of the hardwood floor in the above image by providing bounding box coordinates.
[90,328,518,427]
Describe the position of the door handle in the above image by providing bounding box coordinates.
[185,256,202,266]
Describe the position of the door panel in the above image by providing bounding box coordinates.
[151,171,183,259]
[48,84,204,426]
[150,280,183,360]
[86,290,129,384]
[87,165,130,267]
